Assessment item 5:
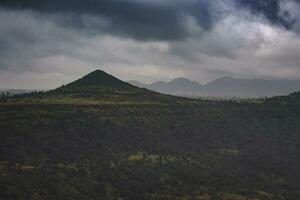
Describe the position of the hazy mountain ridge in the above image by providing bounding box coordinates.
[129,77,300,97]
[128,77,203,96]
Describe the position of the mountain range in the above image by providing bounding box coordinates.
[128,77,300,97]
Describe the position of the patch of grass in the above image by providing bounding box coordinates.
[219,148,240,156]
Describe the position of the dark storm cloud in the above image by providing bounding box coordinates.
[0,0,214,41]
[1,0,300,40]
[1,0,300,89]
[235,0,296,29]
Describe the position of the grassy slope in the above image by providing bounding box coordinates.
[0,92,300,200]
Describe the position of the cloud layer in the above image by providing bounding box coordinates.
[0,0,300,89]
[0,0,216,41]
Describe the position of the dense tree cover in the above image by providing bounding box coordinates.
[0,71,299,200]
[0,92,9,103]
[0,96,299,200]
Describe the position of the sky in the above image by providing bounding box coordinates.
[1,0,300,89]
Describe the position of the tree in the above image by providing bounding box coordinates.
[0,92,8,103]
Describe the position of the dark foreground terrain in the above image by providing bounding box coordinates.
[0,70,299,200]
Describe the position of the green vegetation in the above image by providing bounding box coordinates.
[0,71,299,200]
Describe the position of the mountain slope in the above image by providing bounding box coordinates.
[268,91,300,104]
[49,69,145,98]
[19,70,189,104]
[65,70,134,89]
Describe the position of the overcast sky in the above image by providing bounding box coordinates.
[1,0,300,89]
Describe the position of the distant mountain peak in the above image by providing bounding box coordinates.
[171,77,192,83]
[64,69,133,89]
[172,77,189,81]
[217,76,233,80]
[169,77,202,88]
[127,77,202,96]
[90,69,106,74]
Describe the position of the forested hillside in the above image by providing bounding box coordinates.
[0,71,299,200]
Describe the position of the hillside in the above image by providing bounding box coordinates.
[267,91,300,104]
[51,69,140,96]
[14,70,187,105]
[129,77,300,97]
[64,70,135,89]
[0,70,300,200]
